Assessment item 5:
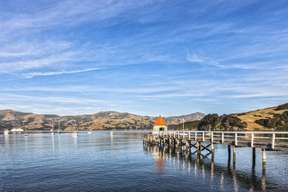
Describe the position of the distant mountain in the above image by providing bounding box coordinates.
[61,111,152,130]
[0,109,204,131]
[166,112,205,125]
[0,109,59,130]
[2,103,288,131]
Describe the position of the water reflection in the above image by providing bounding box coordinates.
[144,145,270,192]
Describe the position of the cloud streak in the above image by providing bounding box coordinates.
[23,67,102,79]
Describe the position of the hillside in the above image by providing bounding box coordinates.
[2,103,287,132]
[0,110,203,131]
[236,103,288,131]
[173,103,288,131]
[166,112,205,125]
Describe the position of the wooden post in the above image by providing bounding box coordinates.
[251,133,254,148]
[261,149,267,185]
[195,132,197,141]
[197,141,201,159]
[272,133,275,150]
[233,146,236,169]
[202,131,205,141]
[221,132,224,144]
[228,145,231,167]
[188,140,191,154]
[211,132,214,150]
[234,133,238,146]
[211,149,215,162]
[262,148,267,169]
[252,147,256,169]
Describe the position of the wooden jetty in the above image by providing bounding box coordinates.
[143,130,288,169]
[143,144,270,191]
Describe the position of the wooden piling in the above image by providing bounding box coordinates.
[228,145,231,167]
[144,130,288,172]
[233,146,236,169]
[262,148,266,174]
[211,132,214,150]
[197,141,201,159]
[252,147,256,169]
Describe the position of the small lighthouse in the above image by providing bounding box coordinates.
[153,116,168,135]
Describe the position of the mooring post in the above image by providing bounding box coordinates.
[234,133,238,146]
[211,150,215,162]
[233,146,236,169]
[262,148,267,173]
[197,141,201,159]
[251,132,254,148]
[211,131,214,150]
[252,147,256,169]
[261,148,267,191]
[188,140,191,154]
[228,145,231,167]
[202,131,205,141]
[272,133,275,150]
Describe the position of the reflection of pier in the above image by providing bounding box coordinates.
[143,131,288,172]
[144,145,272,191]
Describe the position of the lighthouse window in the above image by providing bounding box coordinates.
[159,127,164,131]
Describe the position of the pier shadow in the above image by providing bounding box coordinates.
[143,145,280,192]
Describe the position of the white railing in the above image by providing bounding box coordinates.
[161,131,288,150]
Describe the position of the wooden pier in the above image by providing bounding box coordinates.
[143,131,288,169]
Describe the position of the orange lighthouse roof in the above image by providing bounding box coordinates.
[154,116,166,126]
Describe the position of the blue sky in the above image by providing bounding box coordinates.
[0,0,288,116]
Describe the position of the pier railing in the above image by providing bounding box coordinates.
[144,130,288,171]
[155,131,288,150]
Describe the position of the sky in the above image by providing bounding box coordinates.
[0,0,288,116]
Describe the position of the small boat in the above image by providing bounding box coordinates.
[10,128,24,133]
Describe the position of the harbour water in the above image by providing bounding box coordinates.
[0,131,288,192]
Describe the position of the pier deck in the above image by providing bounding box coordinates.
[143,130,288,170]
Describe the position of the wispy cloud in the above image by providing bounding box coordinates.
[186,52,228,68]
[23,67,102,79]
[0,0,161,32]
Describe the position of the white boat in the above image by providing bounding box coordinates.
[10,128,24,133]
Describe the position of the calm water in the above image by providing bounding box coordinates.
[0,131,288,192]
